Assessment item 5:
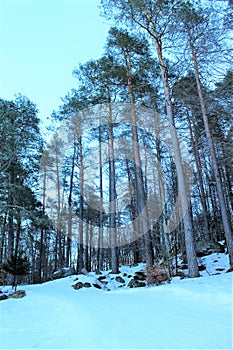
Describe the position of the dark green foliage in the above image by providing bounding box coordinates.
[3,252,30,291]
[0,0,232,283]
[3,253,30,277]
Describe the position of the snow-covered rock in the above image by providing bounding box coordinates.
[196,240,225,257]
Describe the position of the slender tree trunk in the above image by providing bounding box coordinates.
[125,159,141,264]
[126,53,154,269]
[55,149,62,269]
[152,31,199,277]
[187,110,210,240]
[188,32,233,269]
[78,135,84,274]
[108,99,119,273]
[7,174,14,260]
[85,221,89,271]
[156,139,171,265]
[126,3,199,276]
[0,214,7,264]
[39,165,47,283]
[67,141,76,267]
[14,214,21,258]
[225,167,233,213]
[97,125,104,271]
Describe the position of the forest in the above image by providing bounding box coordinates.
[0,0,232,287]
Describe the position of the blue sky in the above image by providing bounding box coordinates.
[0,0,110,125]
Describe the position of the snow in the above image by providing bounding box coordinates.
[0,253,232,350]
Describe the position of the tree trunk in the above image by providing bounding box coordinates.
[0,214,7,264]
[126,52,154,269]
[188,31,233,269]
[108,100,119,273]
[186,110,210,240]
[39,165,47,283]
[7,174,14,260]
[152,31,199,277]
[67,141,76,267]
[97,120,104,271]
[77,135,84,274]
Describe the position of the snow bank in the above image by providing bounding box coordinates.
[0,253,232,349]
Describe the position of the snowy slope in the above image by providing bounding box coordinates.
[0,253,232,350]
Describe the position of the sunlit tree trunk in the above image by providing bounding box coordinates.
[108,98,119,273]
[66,140,76,267]
[77,135,84,274]
[148,23,199,277]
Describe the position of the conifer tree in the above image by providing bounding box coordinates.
[101,0,200,277]
[3,252,30,291]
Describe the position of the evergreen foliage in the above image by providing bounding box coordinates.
[3,252,30,291]
[0,0,232,284]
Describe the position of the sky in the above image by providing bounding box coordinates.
[0,0,110,127]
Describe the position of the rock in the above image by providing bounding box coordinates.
[115,276,125,283]
[8,290,26,299]
[72,282,84,290]
[196,241,225,257]
[226,267,233,273]
[198,265,206,271]
[84,282,92,288]
[128,278,146,288]
[99,280,108,285]
[98,275,107,281]
[0,294,8,301]
[127,279,134,288]
[94,281,110,291]
[134,271,147,281]
[123,273,128,277]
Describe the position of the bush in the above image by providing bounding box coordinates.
[146,261,171,286]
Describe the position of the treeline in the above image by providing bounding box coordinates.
[0,0,232,284]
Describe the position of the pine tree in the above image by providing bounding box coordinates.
[176,1,233,269]
[3,252,30,291]
[101,0,200,277]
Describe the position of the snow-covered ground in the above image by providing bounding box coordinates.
[0,253,232,350]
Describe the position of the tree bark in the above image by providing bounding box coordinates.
[151,31,199,277]
[67,140,76,267]
[126,52,154,269]
[77,135,84,274]
[188,32,233,268]
[108,99,119,273]
[186,110,210,240]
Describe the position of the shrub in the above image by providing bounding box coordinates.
[146,261,171,286]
